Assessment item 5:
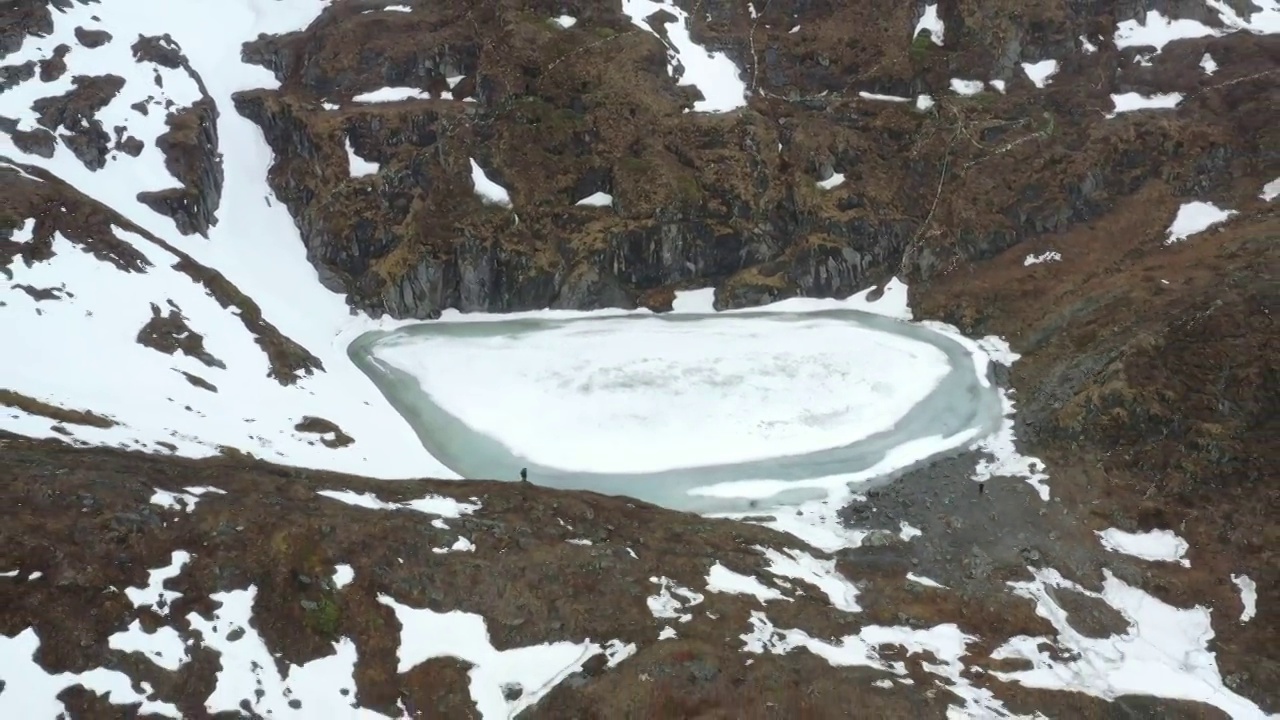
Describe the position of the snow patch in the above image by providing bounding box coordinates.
[1200,53,1219,74]
[188,587,384,717]
[1024,251,1061,266]
[351,86,431,103]
[859,92,911,103]
[756,546,861,612]
[914,5,945,45]
[949,78,985,96]
[647,576,706,622]
[817,172,847,189]
[332,564,355,590]
[1096,528,1190,566]
[0,629,180,718]
[317,489,478,517]
[1021,59,1059,88]
[379,595,621,717]
[907,573,947,589]
[1115,11,1218,53]
[469,158,513,207]
[1231,574,1257,623]
[124,550,190,614]
[743,613,1016,717]
[1164,201,1236,245]
[991,567,1269,719]
[108,620,189,672]
[552,15,577,28]
[706,563,791,604]
[621,0,747,112]
[575,191,613,207]
[345,137,380,177]
[1263,177,1280,202]
[1107,92,1184,117]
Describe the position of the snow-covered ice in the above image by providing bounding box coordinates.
[621,0,747,112]
[469,158,513,207]
[366,309,950,474]
[991,568,1271,720]
[1164,201,1236,245]
[1021,59,1059,88]
[1231,574,1257,623]
[1107,92,1184,117]
[1096,527,1190,566]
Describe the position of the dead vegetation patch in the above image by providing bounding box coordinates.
[136,301,225,369]
[0,389,115,428]
[176,369,217,393]
[294,415,355,448]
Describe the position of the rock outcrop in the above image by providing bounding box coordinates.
[29,73,124,170]
[131,34,224,237]
[224,0,1275,319]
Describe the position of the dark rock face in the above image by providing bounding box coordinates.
[135,98,223,236]
[29,74,125,170]
[0,59,35,91]
[129,34,225,237]
[73,26,112,49]
[36,42,69,82]
[10,126,57,158]
[227,0,1274,320]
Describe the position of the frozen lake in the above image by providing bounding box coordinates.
[347,305,1005,514]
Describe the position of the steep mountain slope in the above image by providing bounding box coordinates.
[0,0,1276,717]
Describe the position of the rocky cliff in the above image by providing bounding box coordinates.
[217,0,1277,319]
